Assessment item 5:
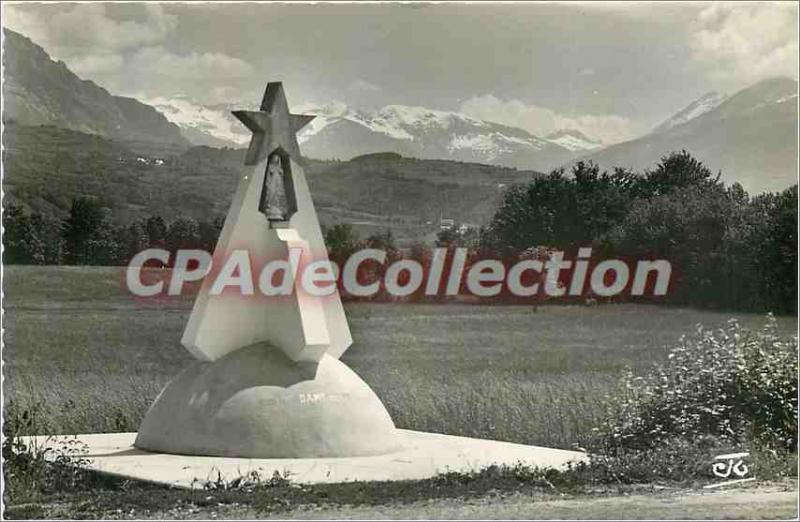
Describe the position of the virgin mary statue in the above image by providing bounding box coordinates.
[259,153,289,221]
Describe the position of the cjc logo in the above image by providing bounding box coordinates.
[705,452,755,488]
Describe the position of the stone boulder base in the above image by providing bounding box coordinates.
[135,344,402,458]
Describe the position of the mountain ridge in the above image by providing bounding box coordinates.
[3,27,796,195]
[146,97,588,172]
[576,77,798,194]
[653,91,728,133]
[2,28,190,154]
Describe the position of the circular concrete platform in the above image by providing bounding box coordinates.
[135,343,402,458]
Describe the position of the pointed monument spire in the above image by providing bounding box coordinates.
[181,82,352,364]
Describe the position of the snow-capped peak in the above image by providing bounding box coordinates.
[295,103,494,143]
[147,96,578,170]
[143,96,251,146]
[544,129,603,152]
[375,104,489,129]
[654,91,728,133]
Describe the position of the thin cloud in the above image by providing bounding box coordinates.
[129,47,253,81]
[2,3,254,100]
[348,79,382,93]
[690,3,799,85]
[459,94,639,145]
[3,4,176,55]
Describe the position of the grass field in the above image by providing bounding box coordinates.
[3,265,797,450]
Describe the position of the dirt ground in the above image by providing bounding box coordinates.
[68,481,794,520]
[281,484,797,520]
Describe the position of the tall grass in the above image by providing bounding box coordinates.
[374,372,614,448]
[3,267,797,451]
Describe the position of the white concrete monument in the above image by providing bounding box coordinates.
[25,82,587,483]
[134,82,402,458]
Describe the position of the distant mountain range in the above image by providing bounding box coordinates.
[144,97,600,172]
[2,26,797,194]
[141,83,799,194]
[578,78,798,194]
[296,103,588,171]
[2,28,190,155]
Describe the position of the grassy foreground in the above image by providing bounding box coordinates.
[3,265,796,450]
[3,266,798,519]
[4,469,797,519]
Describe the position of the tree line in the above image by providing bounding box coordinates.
[437,151,797,313]
[3,198,223,267]
[3,151,796,313]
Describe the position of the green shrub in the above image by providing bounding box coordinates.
[595,315,797,452]
[3,401,96,505]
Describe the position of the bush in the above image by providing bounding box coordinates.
[3,402,95,505]
[594,315,797,452]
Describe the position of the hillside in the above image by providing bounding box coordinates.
[2,123,235,224]
[2,123,539,239]
[306,155,539,237]
[2,28,190,155]
[578,78,798,194]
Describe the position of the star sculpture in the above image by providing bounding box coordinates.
[233,82,315,164]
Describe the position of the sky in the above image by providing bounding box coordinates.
[2,2,798,144]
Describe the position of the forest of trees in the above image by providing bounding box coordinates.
[3,198,223,268]
[3,151,796,313]
[324,151,796,313]
[439,151,797,313]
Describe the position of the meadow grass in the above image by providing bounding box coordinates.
[3,266,796,450]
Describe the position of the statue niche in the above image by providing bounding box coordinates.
[258,148,297,223]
